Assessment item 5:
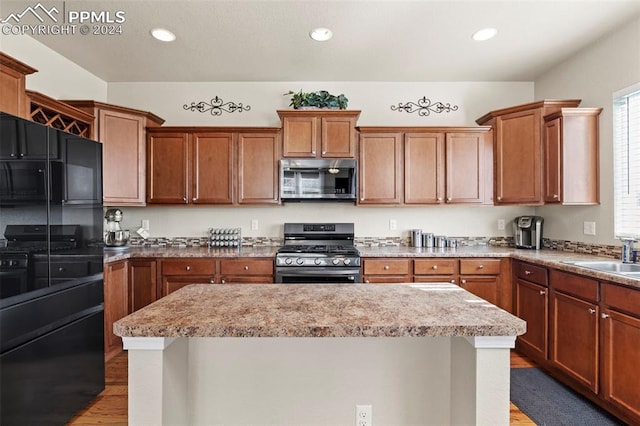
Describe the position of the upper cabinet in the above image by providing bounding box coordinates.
[358,127,493,205]
[278,110,361,158]
[146,127,280,205]
[64,101,164,206]
[543,108,602,205]
[476,99,582,205]
[0,52,37,119]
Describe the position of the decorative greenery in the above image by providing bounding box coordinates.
[284,90,349,110]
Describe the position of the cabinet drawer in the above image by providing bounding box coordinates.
[414,259,457,275]
[220,258,273,275]
[550,269,598,303]
[460,258,501,275]
[49,261,90,278]
[514,261,548,286]
[162,259,215,275]
[602,283,640,317]
[363,258,410,275]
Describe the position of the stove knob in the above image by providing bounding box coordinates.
[343,258,351,265]
[314,258,322,265]
[285,258,293,265]
[296,258,305,265]
[332,258,341,265]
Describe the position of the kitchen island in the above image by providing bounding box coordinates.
[115,283,525,425]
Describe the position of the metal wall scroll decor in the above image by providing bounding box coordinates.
[391,97,459,116]
[183,96,251,116]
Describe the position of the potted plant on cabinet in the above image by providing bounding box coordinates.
[284,90,349,110]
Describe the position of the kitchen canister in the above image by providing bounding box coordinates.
[447,238,458,249]
[411,229,423,247]
[422,233,434,248]
[435,235,447,248]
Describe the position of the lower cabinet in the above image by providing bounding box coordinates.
[413,258,457,283]
[459,259,501,305]
[160,258,216,296]
[362,258,411,283]
[104,260,129,361]
[513,261,549,362]
[129,259,157,312]
[219,258,274,284]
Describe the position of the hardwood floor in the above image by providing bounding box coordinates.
[67,350,536,425]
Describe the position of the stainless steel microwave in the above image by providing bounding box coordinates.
[280,159,357,202]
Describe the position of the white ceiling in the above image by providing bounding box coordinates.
[5,0,640,82]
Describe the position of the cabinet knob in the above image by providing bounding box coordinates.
[553,194,558,199]
[497,196,502,201]
[365,280,370,284]
[185,266,191,271]
[478,264,484,269]
[183,197,187,202]
[360,197,365,201]
[437,197,443,202]
[221,279,225,284]
[432,265,438,270]
[322,151,327,155]
[10,153,16,157]
[446,197,452,202]
[192,197,197,201]
[383,265,389,270]
[461,279,466,284]
[58,267,65,272]
[539,290,546,296]
[601,313,610,319]
[210,279,215,284]
[312,151,316,155]
[588,308,596,314]
[450,279,456,284]
[244,265,249,270]
[524,270,532,275]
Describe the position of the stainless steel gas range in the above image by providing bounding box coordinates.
[275,223,361,283]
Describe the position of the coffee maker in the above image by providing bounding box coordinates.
[513,216,544,249]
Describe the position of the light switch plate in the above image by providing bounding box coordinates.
[583,221,596,235]
[251,219,259,230]
[389,219,397,230]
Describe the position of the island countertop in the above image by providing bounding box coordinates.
[114,283,526,339]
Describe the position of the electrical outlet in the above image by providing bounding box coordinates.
[497,219,505,230]
[389,219,397,230]
[141,220,150,231]
[356,405,372,426]
[583,221,596,235]
[251,219,259,230]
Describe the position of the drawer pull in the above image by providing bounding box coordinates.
[221,279,225,284]
[601,313,610,319]
[524,270,532,275]
[244,265,249,270]
[383,265,389,270]
[185,266,191,271]
[432,265,438,270]
[450,279,456,284]
[478,264,484,269]
[539,290,546,296]
[365,280,370,283]
[461,279,466,284]
[58,267,65,272]
[588,308,596,314]
[210,279,215,284]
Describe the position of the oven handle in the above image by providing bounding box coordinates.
[276,268,361,276]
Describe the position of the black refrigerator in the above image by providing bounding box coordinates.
[0,112,105,425]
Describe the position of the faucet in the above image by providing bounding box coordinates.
[620,237,637,263]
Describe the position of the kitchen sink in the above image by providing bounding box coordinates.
[564,261,640,276]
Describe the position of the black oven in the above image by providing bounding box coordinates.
[276,267,361,284]
[0,160,63,204]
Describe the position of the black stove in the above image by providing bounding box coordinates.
[275,223,361,283]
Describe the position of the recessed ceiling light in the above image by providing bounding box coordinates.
[151,28,176,42]
[472,28,497,41]
[310,27,333,42]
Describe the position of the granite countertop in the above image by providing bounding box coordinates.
[114,283,526,338]
[103,245,279,262]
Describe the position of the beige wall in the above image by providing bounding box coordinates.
[534,16,640,246]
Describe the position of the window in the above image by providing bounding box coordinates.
[613,83,640,238]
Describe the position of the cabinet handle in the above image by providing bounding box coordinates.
[497,196,502,201]
[183,197,187,202]
[210,279,215,284]
[365,280,370,283]
[524,270,532,275]
[432,265,438,270]
[312,151,316,155]
[588,308,596,314]
[539,290,546,295]
[553,194,558,199]
[601,313,610,319]
[58,267,65,272]
[461,279,466,284]
[221,279,226,284]
[450,279,456,284]
[360,197,365,201]
[383,265,389,270]
[192,197,197,201]
[322,151,327,155]
[446,197,452,202]
[478,264,484,269]
[244,265,249,270]
[185,266,191,271]
[437,197,443,202]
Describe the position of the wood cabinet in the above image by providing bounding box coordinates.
[476,99,581,205]
[358,127,492,205]
[543,108,602,205]
[458,258,502,305]
[27,90,94,138]
[278,110,360,158]
[159,258,217,296]
[219,258,274,284]
[63,100,164,206]
[413,258,457,283]
[0,52,37,119]
[129,259,158,312]
[513,261,549,362]
[362,258,411,283]
[600,283,640,423]
[104,260,129,361]
[147,128,279,205]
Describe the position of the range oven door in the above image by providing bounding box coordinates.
[275,267,361,284]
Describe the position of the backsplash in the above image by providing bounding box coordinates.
[126,235,622,259]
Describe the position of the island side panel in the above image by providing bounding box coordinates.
[187,337,452,425]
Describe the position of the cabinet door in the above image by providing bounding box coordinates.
[237,133,279,204]
[104,260,128,359]
[59,132,103,204]
[191,133,234,204]
[147,132,189,203]
[543,117,562,203]
[446,132,491,204]
[129,259,157,312]
[601,309,640,421]
[459,276,499,305]
[321,116,356,158]
[514,278,548,360]
[550,291,599,393]
[359,133,403,204]
[495,109,542,204]
[282,116,317,157]
[404,133,444,204]
[99,109,147,205]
